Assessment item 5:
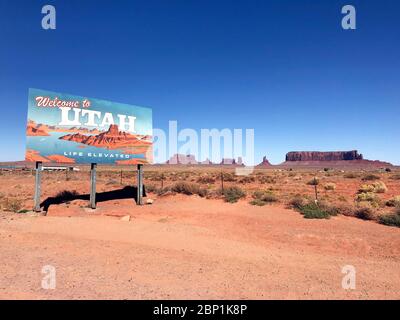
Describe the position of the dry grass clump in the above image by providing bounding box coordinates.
[344,172,359,179]
[386,196,400,207]
[389,174,400,180]
[238,176,255,184]
[249,190,278,206]
[379,209,400,228]
[222,172,236,182]
[170,182,208,197]
[362,174,380,181]
[355,192,381,207]
[221,186,246,203]
[196,175,215,184]
[0,197,23,212]
[288,194,309,210]
[354,204,376,221]
[358,182,387,194]
[324,183,336,191]
[258,175,277,184]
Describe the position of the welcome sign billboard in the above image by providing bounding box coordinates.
[25,88,153,165]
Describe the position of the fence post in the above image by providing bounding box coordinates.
[33,161,42,212]
[137,164,143,205]
[90,163,97,209]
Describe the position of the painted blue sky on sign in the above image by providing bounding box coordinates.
[28,88,153,136]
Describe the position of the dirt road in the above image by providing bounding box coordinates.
[1,195,399,299]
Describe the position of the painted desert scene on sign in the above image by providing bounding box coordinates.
[25,89,153,165]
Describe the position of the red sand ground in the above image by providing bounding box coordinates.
[1,194,399,300]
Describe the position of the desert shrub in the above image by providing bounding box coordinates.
[196,175,215,184]
[362,174,380,181]
[298,203,330,219]
[338,195,347,202]
[386,196,400,207]
[324,183,336,191]
[355,192,381,207]
[222,173,236,182]
[334,203,356,217]
[354,205,376,220]
[372,182,388,193]
[170,182,208,197]
[358,182,387,194]
[358,184,375,193]
[258,175,276,184]
[344,173,359,179]
[250,190,278,206]
[222,186,246,203]
[18,209,30,214]
[249,199,268,206]
[147,173,165,181]
[1,197,23,212]
[317,201,340,216]
[307,177,320,186]
[379,213,400,228]
[385,168,392,173]
[238,176,255,184]
[389,174,400,180]
[288,195,309,210]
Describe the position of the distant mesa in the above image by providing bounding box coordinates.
[166,154,198,165]
[165,154,245,166]
[282,150,392,168]
[220,157,244,166]
[285,150,363,162]
[26,120,50,136]
[59,124,152,151]
[200,158,213,165]
[257,156,272,167]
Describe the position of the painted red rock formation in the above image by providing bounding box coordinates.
[26,120,50,136]
[25,150,75,163]
[285,150,363,162]
[59,125,151,150]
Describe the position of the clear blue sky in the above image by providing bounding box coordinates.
[1,0,399,164]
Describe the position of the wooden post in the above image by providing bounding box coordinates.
[161,173,164,189]
[90,163,97,209]
[120,169,123,185]
[221,171,224,192]
[137,164,143,205]
[34,161,42,212]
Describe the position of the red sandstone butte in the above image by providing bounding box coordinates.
[257,156,272,167]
